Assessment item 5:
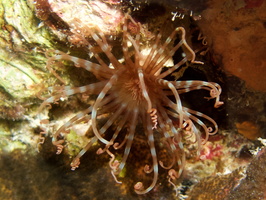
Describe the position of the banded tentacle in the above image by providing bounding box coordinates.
[88,28,124,70]
[157,78,184,128]
[91,71,123,145]
[157,108,178,170]
[46,50,114,80]
[70,136,98,170]
[135,109,159,194]
[112,108,139,179]
[166,109,202,155]
[172,80,223,108]
[52,94,116,154]
[38,81,107,112]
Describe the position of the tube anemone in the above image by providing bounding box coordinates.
[39,14,223,194]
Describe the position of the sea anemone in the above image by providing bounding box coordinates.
[38,14,223,194]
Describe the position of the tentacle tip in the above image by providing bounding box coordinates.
[71,165,79,171]
[193,60,204,65]
[168,169,178,180]
[70,158,80,170]
[134,182,144,192]
[56,149,63,155]
[55,145,64,155]
[96,148,105,154]
[207,127,214,133]
[144,164,152,173]
[113,142,119,149]
[111,170,122,184]
[214,101,224,108]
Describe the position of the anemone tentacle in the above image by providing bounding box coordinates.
[116,108,138,174]
[91,71,123,144]
[135,112,158,194]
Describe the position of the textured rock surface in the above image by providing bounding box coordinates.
[199,0,266,92]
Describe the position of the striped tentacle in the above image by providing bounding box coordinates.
[166,109,202,156]
[70,136,98,170]
[122,18,135,68]
[52,107,92,142]
[157,57,188,80]
[164,81,222,142]
[149,28,189,76]
[113,132,128,150]
[173,80,224,108]
[114,108,138,176]
[125,31,141,68]
[97,103,127,146]
[156,104,192,177]
[138,68,152,111]
[86,43,112,70]
[142,32,163,71]
[108,110,130,149]
[157,108,177,170]
[183,107,219,143]
[145,102,185,191]
[137,68,159,130]
[135,109,158,194]
[184,107,219,135]
[47,50,114,79]
[177,27,199,63]
[89,29,124,70]
[171,134,186,179]
[51,93,115,155]
[207,82,223,108]
[38,82,107,112]
[156,29,203,79]
[145,27,184,75]
[91,71,122,145]
[158,79,184,128]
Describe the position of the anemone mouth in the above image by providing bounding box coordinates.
[112,70,160,109]
[38,13,223,195]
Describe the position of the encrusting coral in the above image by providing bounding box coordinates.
[38,14,223,194]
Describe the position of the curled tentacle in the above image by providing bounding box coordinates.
[159,156,176,170]
[134,182,144,191]
[144,164,153,174]
[52,139,64,154]
[168,169,179,196]
[70,158,80,171]
[148,108,158,129]
[105,149,122,184]
[70,136,98,170]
